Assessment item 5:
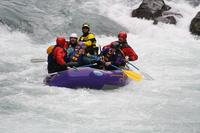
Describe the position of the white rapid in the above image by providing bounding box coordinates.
[0,0,200,133]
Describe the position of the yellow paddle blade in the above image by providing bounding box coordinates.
[122,70,142,81]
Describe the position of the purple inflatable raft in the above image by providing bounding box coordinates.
[44,67,129,89]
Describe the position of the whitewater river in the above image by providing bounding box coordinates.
[0,0,200,132]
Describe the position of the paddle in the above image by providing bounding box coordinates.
[110,64,142,81]
[127,62,154,80]
[30,58,47,63]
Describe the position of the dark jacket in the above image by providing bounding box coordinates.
[103,41,138,61]
[100,47,126,70]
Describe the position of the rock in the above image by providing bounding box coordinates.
[190,11,200,36]
[132,0,181,25]
[153,16,177,25]
[132,0,171,20]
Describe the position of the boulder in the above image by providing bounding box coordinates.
[132,0,171,19]
[190,11,200,36]
[132,0,181,25]
[153,16,177,25]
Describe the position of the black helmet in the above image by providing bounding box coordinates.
[111,42,121,51]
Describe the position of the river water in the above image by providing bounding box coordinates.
[0,0,200,132]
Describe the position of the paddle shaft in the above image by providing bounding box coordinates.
[30,58,47,63]
[127,62,139,70]
[128,62,154,80]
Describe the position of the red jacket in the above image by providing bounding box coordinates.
[53,42,68,65]
[103,41,138,61]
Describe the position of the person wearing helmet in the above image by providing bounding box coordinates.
[68,43,100,67]
[69,44,87,66]
[103,32,138,63]
[47,37,69,73]
[66,33,90,67]
[99,47,126,70]
[78,23,98,55]
[69,33,78,48]
[67,33,79,57]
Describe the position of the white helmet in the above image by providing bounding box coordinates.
[70,33,78,38]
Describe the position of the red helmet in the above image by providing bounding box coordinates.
[56,37,66,47]
[118,32,127,41]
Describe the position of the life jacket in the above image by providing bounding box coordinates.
[79,33,98,55]
[102,48,126,67]
[47,45,68,73]
[71,53,81,62]
[120,43,138,61]
[114,51,126,67]
[70,46,85,64]
[47,45,55,55]
[67,41,78,57]
[102,48,114,62]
